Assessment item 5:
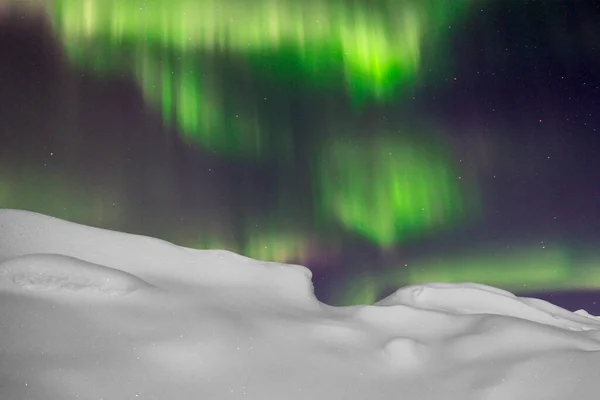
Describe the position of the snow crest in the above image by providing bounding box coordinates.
[0,253,155,298]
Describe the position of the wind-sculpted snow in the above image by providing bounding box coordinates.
[0,253,155,298]
[0,208,599,400]
[0,208,317,305]
[376,282,600,331]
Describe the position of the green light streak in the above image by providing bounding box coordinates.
[316,133,466,248]
[51,0,471,156]
[406,248,573,291]
[53,0,471,101]
[139,50,266,155]
[337,244,600,306]
[57,35,272,158]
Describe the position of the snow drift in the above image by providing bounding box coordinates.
[1,208,599,399]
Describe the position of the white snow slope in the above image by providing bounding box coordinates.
[1,208,600,400]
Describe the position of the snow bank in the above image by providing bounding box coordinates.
[1,208,599,399]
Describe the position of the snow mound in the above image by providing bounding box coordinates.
[0,253,155,298]
[376,282,600,331]
[0,208,316,306]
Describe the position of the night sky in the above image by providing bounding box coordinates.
[1,0,599,310]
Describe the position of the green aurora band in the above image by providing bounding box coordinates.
[51,0,472,156]
[49,0,475,247]
[335,244,600,306]
[316,133,468,247]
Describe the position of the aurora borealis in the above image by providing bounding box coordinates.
[316,132,469,247]
[1,0,599,310]
[49,0,471,158]
[53,0,468,100]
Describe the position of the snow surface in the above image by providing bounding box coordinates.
[1,208,600,400]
